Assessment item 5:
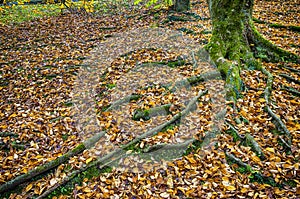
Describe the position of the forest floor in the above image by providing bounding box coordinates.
[0,0,299,198]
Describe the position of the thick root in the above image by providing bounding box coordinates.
[0,132,105,193]
[247,20,300,63]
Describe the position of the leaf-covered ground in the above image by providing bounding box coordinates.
[0,0,299,198]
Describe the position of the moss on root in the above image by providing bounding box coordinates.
[248,20,300,63]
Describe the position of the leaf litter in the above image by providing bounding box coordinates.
[0,0,299,198]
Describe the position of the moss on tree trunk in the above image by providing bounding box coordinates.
[205,0,299,101]
[173,0,190,12]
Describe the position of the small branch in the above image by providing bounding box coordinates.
[0,131,105,194]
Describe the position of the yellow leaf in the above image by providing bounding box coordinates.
[265,147,275,153]
[240,187,248,193]
[239,108,248,118]
[83,187,92,193]
[25,183,33,192]
[8,113,17,119]
[259,98,265,103]
[251,155,261,163]
[86,157,93,164]
[36,154,43,159]
[177,187,185,194]
[167,177,173,188]
[226,185,236,191]
[185,156,196,164]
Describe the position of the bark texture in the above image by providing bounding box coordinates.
[205,0,299,100]
[173,0,190,12]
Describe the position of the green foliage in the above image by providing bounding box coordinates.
[134,0,172,9]
[0,3,60,24]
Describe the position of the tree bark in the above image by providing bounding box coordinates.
[205,0,299,101]
[173,0,190,12]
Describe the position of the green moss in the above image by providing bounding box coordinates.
[249,172,281,188]
[62,134,69,141]
[177,27,196,35]
[226,129,241,142]
[132,104,172,121]
[226,156,252,174]
[47,165,112,198]
[0,184,24,199]
[63,101,74,107]
[183,139,202,155]
[106,84,116,89]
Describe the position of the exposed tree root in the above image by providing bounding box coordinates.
[36,149,127,199]
[0,142,25,151]
[102,71,220,114]
[258,64,292,148]
[0,131,105,194]
[37,90,209,197]
[253,18,300,33]
[225,151,250,169]
[248,20,300,63]
[282,66,300,74]
[224,121,244,140]
[281,86,300,97]
[142,138,194,153]
[225,122,265,159]
[138,59,187,68]
[104,94,141,112]
[0,132,18,137]
[132,104,172,121]
[279,73,300,85]
[245,134,265,160]
[266,106,292,146]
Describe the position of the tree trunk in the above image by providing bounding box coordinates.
[173,0,190,12]
[205,0,299,101]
